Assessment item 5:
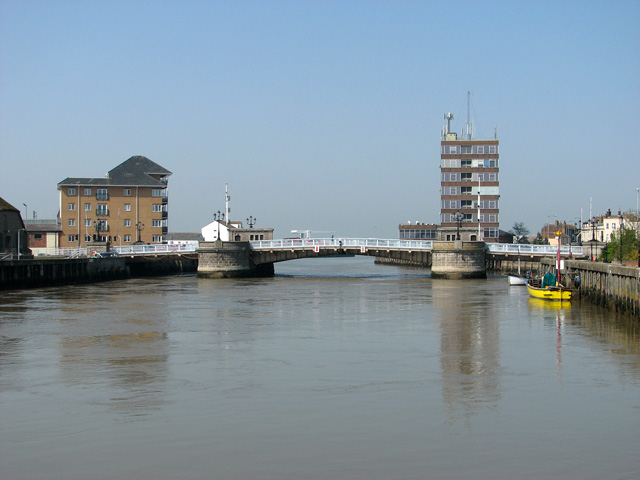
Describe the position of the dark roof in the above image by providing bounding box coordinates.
[0,197,20,212]
[26,224,63,233]
[58,156,172,188]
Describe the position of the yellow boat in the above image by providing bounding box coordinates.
[527,276,572,301]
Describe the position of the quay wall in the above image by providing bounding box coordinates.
[541,258,639,316]
[1,256,197,290]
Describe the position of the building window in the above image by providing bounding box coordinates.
[68,188,76,195]
[68,219,75,227]
[461,173,472,181]
[152,235,163,243]
[84,203,91,211]
[461,200,473,208]
[68,203,76,211]
[461,187,473,195]
[124,235,131,242]
[461,146,472,154]
[96,204,108,216]
[489,146,497,154]
[84,188,91,196]
[476,146,484,154]
[483,228,499,238]
[152,219,167,228]
[152,189,166,197]
[124,219,131,227]
[124,189,131,197]
[85,219,91,227]
[124,204,131,212]
[461,160,472,168]
[84,234,91,242]
[152,204,167,212]
[96,189,108,200]
[67,234,77,242]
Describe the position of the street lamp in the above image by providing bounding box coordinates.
[246,216,256,228]
[453,211,464,240]
[23,203,27,220]
[135,222,145,243]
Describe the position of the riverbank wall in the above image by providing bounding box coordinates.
[540,258,639,316]
[0,256,197,290]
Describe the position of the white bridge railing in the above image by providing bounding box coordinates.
[487,244,583,256]
[111,244,197,255]
[250,238,434,250]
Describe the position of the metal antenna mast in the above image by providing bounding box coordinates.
[466,90,472,140]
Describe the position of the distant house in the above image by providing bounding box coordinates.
[24,219,62,255]
[164,232,202,248]
[201,219,273,242]
[0,197,31,259]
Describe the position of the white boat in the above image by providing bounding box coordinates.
[507,254,527,285]
[508,274,527,286]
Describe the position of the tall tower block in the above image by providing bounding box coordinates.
[439,111,500,242]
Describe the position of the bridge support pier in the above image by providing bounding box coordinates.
[431,241,486,279]
[197,240,274,278]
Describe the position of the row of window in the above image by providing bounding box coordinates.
[441,172,498,182]
[67,219,167,228]
[67,234,164,243]
[441,145,498,155]
[442,186,500,195]
[441,213,499,223]
[441,200,499,209]
[67,203,166,213]
[399,229,438,240]
[66,188,167,198]
[441,159,498,168]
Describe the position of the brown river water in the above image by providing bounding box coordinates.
[1,257,639,479]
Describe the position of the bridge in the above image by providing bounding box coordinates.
[197,238,584,279]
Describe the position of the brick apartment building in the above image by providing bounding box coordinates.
[57,156,172,247]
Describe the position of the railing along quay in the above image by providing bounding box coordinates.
[250,238,434,250]
[487,244,583,256]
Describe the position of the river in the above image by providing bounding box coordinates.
[1,256,639,479]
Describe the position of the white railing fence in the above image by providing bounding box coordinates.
[487,244,583,255]
[250,238,434,250]
[111,244,197,255]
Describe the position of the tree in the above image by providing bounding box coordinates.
[532,232,547,245]
[509,222,530,244]
[600,225,639,263]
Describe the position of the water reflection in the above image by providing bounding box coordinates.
[432,280,501,421]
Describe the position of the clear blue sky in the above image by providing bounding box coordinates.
[2,0,639,238]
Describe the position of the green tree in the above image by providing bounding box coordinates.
[509,222,530,243]
[600,226,639,263]
[532,232,547,245]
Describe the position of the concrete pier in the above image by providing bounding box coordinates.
[431,241,486,279]
[197,240,274,278]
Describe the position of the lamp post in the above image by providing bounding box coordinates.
[135,222,145,243]
[246,216,256,228]
[23,203,27,220]
[453,211,464,241]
